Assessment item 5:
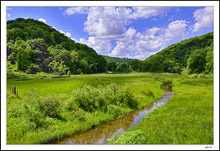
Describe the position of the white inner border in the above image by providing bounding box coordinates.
[1,1,219,150]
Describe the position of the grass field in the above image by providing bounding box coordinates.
[108,74,213,144]
[6,72,213,144]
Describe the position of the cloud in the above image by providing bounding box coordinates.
[165,20,187,40]
[79,36,112,54]
[65,32,71,38]
[58,29,72,38]
[7,13,11,18]
[192,7,214,32]
[52,26,72,38]
[109,20,187,60]
[63,7,188,59]
[65,7,90,15]
[128,7,168,19]
[38,18,46,24]
[84,7,130,39]
[64,7,168,39]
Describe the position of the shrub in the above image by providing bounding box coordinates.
[67,98,80,111]
[69,83,139,113]
[26,64,41,74]
[107,105,122,117]
[23,89,45,128]
[23,89,61,128]
[120,88,138,109]
[42,97,61,118]
[108,130,146,144]
[160,80,173,91]
[141,88,155,98]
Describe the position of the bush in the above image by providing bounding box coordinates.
[23,89,61,128]
[120,88,138,109]
[42,97,61,118]
[26,64,41,74]
[160,80,173,91]
[141,88,155,98]
[68,83,139,113]
[107,105,122,117]
[108,130,146,144]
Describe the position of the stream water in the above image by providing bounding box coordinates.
[54,91,174,144]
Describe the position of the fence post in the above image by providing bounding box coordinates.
[16,87,18,98]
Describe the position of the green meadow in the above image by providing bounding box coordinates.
[108,73,213,144]
[6,72,213,144]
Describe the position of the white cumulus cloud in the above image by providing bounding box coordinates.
[58,29,72,38]
[165,20,187,40]
[64,7,168,39]
[109,20,187,60]
[63,7,189,59]
[65,7,90,15]
[38,18,47,24]
[79,36,112,54]
[128,7,168,19]
[192,7,214,32]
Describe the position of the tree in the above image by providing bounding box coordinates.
[187,48,207,74]
[205,46,213,73]
[107,62,117,71]
[16,41,32,72]
[117,63,129,73]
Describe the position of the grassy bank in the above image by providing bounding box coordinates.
[108,74,213,144]
[7,72,175,144]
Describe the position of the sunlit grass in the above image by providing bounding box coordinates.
[109,75,213,144]
[7,72,213,144]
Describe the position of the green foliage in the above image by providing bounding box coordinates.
[23,89,61,127]
[204,45,213,73]
[103,55,135,67]
[117,63,130,73]
[68,83,138,114]
[187,48,207,74]
[108,130,146,144]
[160,80,173,91]
[106,62,117,71]
[142,32,213,74]
[7,18,107,75]
[42,97,61,118]
[141,88,155,98]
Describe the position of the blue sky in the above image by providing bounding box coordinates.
[7,6,213,60]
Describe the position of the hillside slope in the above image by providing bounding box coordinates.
[102,55,136,66]
[7,18,106,74]
[142,32,213,74]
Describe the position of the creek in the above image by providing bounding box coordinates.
[54,91,174,144]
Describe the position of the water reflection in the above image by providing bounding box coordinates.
[55,92,174,144]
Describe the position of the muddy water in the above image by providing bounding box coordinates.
[55,92,174,144]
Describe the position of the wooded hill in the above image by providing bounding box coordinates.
[129,32,213,74]
[7,18,213,75]
[7,18,106,75]
[103,55,136,66]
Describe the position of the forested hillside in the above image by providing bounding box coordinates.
[103,55,136,72]
[103,55,135,66]
[141,32,213,74]
[7,18,106,75]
